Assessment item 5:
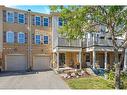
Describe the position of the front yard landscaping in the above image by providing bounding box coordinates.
[58,68,127,89]
[66,76,114,89]
[65,76,127,89]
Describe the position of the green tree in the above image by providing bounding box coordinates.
[50,6,127,89]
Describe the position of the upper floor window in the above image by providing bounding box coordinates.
[35,16,41,26]
[6,31,14,43]
[43,17,49,26]
[58,18,63,26]
[18,32,25,44]
[35,35,41,44]
[7,11,14,23]
[100,25,106,32]
[44,36,48,44]
[18,13,25,24]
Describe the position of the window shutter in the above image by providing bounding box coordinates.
[14,12,18,23]
[32,15,35,25]
[25,14,27,24]
[41,16,43,26]
[32,34,35,44]
[3,10,6,22]
[25,33,28,43]
[14,32,17,43]
[3,31,6,42]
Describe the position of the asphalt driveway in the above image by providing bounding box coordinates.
[0,70,69,89]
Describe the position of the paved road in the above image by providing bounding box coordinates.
[0,71,69,89]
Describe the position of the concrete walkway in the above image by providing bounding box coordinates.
[0,71,69,89]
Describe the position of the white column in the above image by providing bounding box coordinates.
[93,33,95,45]
[52,53,55,68]
[57,52,59,70]
[104,51,107,70]
[79,51,82,69]
[93,50,96,69]
[124,49,127,71]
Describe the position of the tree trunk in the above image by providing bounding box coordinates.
[114,49,121,89]
[119,48,125,70]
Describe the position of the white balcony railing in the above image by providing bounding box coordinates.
[53,36,124,48]
[53,37,81,48]
[87,38,123,47]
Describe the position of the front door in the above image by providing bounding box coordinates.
[59,53,65,68]
[99,54,104,68]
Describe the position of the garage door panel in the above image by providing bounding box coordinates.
[6,55,27,71]
[33,56,50,71]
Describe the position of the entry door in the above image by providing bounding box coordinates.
[59,53,65,67]
[99,54,104,68]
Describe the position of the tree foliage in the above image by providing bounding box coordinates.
[50,6,127,45]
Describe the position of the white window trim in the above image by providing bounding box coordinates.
[6,31,14,43]
[6,11,14,23]
[35,16,41,26]
[18,13,25,24]
[43,17,49,26]
[43,35,49,44]
[35,34,41,44]
[18,32,25,44]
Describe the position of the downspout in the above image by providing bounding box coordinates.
[27,9,32,71]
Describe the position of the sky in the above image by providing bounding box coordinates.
[10,5,51,14]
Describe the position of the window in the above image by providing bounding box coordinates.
[6,31,14,43]
[100,25,106,32]
[35,35,41,44]
[100,36,105,39]
[35,16,41,26]
[18,32,25,44]
[58,18,63,26]
[43,17,49,26]
[7,11,14,23]
[44,36,48,44]
[18,13,25,24]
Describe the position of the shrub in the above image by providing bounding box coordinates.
[110,65,115,72]
[121,71,127,80]
[108,70,115,81]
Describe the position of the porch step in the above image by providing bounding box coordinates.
[54,67,75,74]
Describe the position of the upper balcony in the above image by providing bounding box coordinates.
[86,36,124,47]
[53,37,82,48]
[53,32,124,49]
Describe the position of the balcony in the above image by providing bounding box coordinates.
[53,37,82,48]
[87,37,123,47]
[53,35,124,49]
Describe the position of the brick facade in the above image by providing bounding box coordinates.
[0,5,52,71]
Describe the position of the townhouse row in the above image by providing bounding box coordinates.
[0,5,53,71]
[0,5,127,72]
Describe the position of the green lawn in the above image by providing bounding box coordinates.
[66,76,127,89]
[66,76,115,89]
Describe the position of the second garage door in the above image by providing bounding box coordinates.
[33,56,50,71]
[6,55,27,71]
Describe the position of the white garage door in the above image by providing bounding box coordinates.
[33,56,50,71]
[6,55,27,71]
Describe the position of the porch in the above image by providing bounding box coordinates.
[86,51,123,70]
[52,51,82,70]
